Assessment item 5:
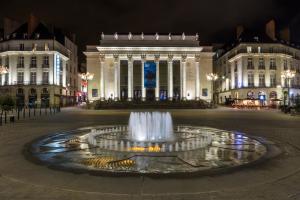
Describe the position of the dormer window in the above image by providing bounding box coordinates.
[19,44,24,51]
[44,43,49,51]
[35,33,40,39]
[258,46,261,53]
[247,46,252,53]
[32,43,37,51]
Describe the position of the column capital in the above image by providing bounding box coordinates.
[99,54,105,62]
[127,54,133,62]
[195,54,201,62]
[181,54,187,62]
[168,54,173,62]
[154,54,160,61]
[113,54,119,62]
[141,54,146,61]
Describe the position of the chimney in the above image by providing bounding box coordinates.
[279,26,290,43]
[28,13,39,37]
[236,25,244,39]
[265,19,276,41]
[3,17,21,36]
[72,33,76,43]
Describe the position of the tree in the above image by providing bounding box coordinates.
[0,95,15,112]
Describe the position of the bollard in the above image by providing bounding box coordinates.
[4,112,7,124]
[0,115,2,126]
[17,108,20,120]
[23,108,25,119]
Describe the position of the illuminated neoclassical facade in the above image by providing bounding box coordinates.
[214,21,300,106]
[0,16,80,107]
[85,33,214,102]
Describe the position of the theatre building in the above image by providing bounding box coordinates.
[85,33,214,102]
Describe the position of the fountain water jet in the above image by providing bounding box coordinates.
[128,112,174,142]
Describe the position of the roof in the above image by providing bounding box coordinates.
[215,28,300,59]
[2,21,67,46]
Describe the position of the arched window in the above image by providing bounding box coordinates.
[30,88,36,95]
[17,88,24,95]
[42,88,48,94]
[247,90,255,99]
[269,91,277,100]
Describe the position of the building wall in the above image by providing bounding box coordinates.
[0,39,79,106]
[86,52,213,102]
[214,43,300,104]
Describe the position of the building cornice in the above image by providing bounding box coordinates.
[228,53,293,62]
[0,51,69,61]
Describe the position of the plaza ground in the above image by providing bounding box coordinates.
[0,107,300,200]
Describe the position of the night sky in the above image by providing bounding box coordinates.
[1,0,300,62]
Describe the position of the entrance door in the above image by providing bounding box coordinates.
[146,89,155,101]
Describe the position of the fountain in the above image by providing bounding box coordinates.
[129,112,174,141]
[26,111,268,175]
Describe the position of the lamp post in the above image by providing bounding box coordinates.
[281,70,296,107]
[81,72,94,103]
[0,66,8,76]
[206,73,218,105]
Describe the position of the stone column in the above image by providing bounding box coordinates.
[113,54,119,101]
[141,54,146,101]
[231,63,235,89]
[181,55,187,100]
[168,54,173,100]
[155,54,160,101]
[100,54,105,101]
[195,55,200,100]
[127,54,133,101]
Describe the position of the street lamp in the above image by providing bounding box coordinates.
[81,72,94,102]
[281,69,296,107]
[206,73,218,104]
[0,66,8,75]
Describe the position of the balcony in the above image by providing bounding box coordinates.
[42,80,49,85]
[30,63,37,68]
[269,65,277,70]
[17,63,24,68]
[247,65,254,70]
[11,81,49,86]
[42,63,49,68]
[17,81,24,85]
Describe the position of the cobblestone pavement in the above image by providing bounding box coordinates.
[0,107,300,200]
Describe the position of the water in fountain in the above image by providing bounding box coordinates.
[128,112,174,142]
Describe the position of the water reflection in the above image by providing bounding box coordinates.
[28,126,267,174]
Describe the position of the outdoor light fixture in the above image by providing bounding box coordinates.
[206,73,218,81]
[206,73,218,104]
[81,72,94,102]
[0,66,8,75]
[281,69,296,106]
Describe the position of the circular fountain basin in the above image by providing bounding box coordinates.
[25,125,268,175]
